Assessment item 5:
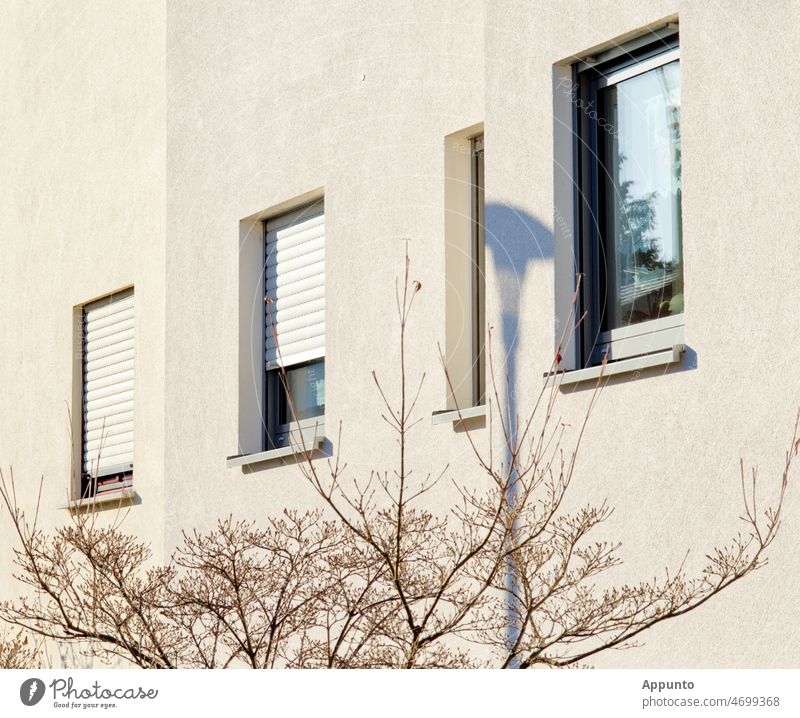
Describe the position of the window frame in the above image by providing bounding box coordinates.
[77,287,135,500]
[441,125,486,416]
[574,33,683,367]
[470,134,486,406]
[262,201,326,451]
[265,358,325,450]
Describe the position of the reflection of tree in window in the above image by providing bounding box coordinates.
[602,61,682,329]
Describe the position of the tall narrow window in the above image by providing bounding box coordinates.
[264,200,325,449]
[443,126,486,414]
[471,135,486,405]
[81,288,135,498]
[575,32,683,365]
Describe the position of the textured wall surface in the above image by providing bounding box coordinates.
[0,0,167,666]
[3,0,799,667]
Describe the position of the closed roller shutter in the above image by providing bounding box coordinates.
[265,201,325,368]
[82,288,135,479]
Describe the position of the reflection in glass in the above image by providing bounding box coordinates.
[598,60,682,331]
[279,360,325,424]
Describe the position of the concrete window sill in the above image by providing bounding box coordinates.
[226,433,324,469]
[545,345,684,387]
[60,489,137,511]
[431,404,487,425]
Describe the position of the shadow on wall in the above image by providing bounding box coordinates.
[484,201,554,414]
[483,202,553,659]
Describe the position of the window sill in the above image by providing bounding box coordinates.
[431,404,487,425]
[60,489,138,511]
[545,345,684,387]
[226,432,324,469]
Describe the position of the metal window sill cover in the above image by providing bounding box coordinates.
[431,404,488,425]
[545,345,684,387]
[226,433,324,468]
[60,488,137,511]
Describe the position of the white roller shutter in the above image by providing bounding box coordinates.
[265,201,325,368]
[82,289,135,478]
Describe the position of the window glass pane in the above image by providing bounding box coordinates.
[278,360,325,425]
[598,59,682,331]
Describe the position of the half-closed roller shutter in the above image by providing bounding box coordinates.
[265,201,325,368]
[82,288,135,480]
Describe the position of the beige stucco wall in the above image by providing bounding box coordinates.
[163,0,488,532]
[2,0,799,668]
[0,0,167,666]
[481,0,800,666]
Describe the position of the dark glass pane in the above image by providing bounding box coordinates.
[598,60,682,331]
[472,139,485,405]
[278,360,325,424]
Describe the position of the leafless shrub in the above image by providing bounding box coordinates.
[289,249,797,667]
[0,251,795,668]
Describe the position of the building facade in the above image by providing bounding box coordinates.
[2,0,799,667]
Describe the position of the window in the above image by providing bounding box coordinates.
[80,288,135,498]
[573,29,682,366]
[471,135,486,405]
[443,126,485,412]
[264,200,325,449]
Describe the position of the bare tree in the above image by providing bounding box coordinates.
[0,472,345,669]
[286,250,797,667]
[0,252,796,668]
